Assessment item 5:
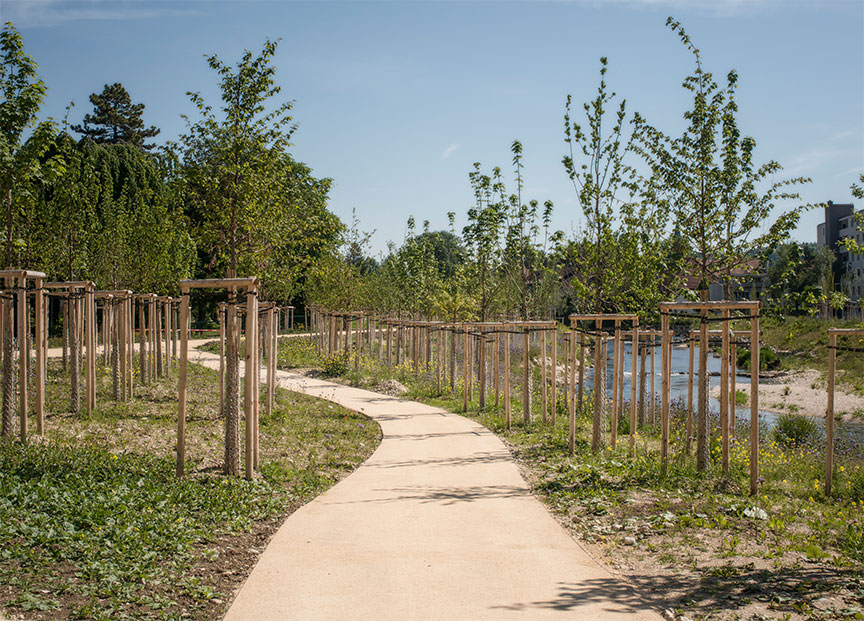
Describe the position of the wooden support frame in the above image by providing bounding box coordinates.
[44,281,96,415]
[568,314,639,453]
[659,301,761,495]
[0,271,46,441]
[176,277,260,480]
[825,328,864,496]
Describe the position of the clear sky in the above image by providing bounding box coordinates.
[4,0,863,258]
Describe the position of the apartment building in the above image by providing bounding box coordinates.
[816,201,864,301]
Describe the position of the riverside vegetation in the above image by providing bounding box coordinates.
[277,335,864,621]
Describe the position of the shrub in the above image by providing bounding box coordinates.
[737,346,780,371]
[773,412,816,447]
[321,351,350,376]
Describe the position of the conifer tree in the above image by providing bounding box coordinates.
[72,82,160,149]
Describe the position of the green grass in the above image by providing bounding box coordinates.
[0,355,380,620]
[757,315,864,395]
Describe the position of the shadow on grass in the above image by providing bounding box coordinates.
[494,565,859,617]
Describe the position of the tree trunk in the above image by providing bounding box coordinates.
[697,299,710,472]
[138,301,147,385]
[112,303,120,401]
[2,295,14,435]
[223,301,240,476]
[638,339,647,427]
[62,300,68,371]
[70,299,80,417]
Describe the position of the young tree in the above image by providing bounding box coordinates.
[563,57,631,313]
[501,140,559,319]
[464,165,504,321]
[632,18,810,472]
[72,83,160,149]
[177,39,298,476]
[0,22,59,269]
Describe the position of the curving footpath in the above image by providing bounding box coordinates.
[186,346,660,620]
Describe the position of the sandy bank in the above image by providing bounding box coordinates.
[710,368,864,422]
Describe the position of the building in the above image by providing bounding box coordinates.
[816,201,864,302]
[681,258,766,302]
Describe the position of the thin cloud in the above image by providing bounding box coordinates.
[4,0,199,29]
[556,0,816,17]
[441,143,461,160]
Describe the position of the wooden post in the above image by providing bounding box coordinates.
[176,292,190,477]
[591,320,602,452]
[629,324,639,457]
[720,310,730,473]
[503,329,511,430]
[611,320,621,448]
[749,311,760,496]
[465,331,472,400]
[17,277,27,441]
[435,328,442,394]
[219,305,225,424]
[386,321,393,367]
[569,324,577,454]
[462,327,469,412]
[729,338,737,436]
[638,336,647,427]
[649,334,656,425]
[494,331,500,407]
[826,331,836,496]
[85,284,95,414]
[120,297,127,401]
[522,327,530,425]
[269,307,276,416]
[35,277,44,435]
[127,296,134,399]
[550,326,557,425]
[164,300,171,373]
[244,287,258,480]
[577,333,585,411]
[660,314,670,472]
[138,299,146,384]
[686,332,694,455]
[154,298,162,379]
[540,327,548,423]
[149,296,157,380]
[563,332,569,411]
[478,327,486,409]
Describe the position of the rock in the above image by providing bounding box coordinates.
[375,379,409,396]
[622,536,637,546]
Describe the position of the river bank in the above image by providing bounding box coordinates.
[710,368,864,422]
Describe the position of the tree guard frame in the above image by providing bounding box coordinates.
[176,277,260,479]
[568,314,639,455]
[825,328,864,496]
[0,270,46,441]
[44,281,97,416]
[659,300,761,495]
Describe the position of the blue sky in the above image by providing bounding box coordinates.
[4,0,863,257]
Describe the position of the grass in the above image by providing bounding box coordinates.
[757,316,864,396]
[280,336,864,620]
[0,353,380,620]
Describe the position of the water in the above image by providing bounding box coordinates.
[580,341,864,447]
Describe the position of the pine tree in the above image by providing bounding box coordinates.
[72,82,159,149]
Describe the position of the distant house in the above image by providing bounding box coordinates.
[681,258,765,301]
[816,201,864,302]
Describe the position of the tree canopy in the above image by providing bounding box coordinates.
[72,82,160,150]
